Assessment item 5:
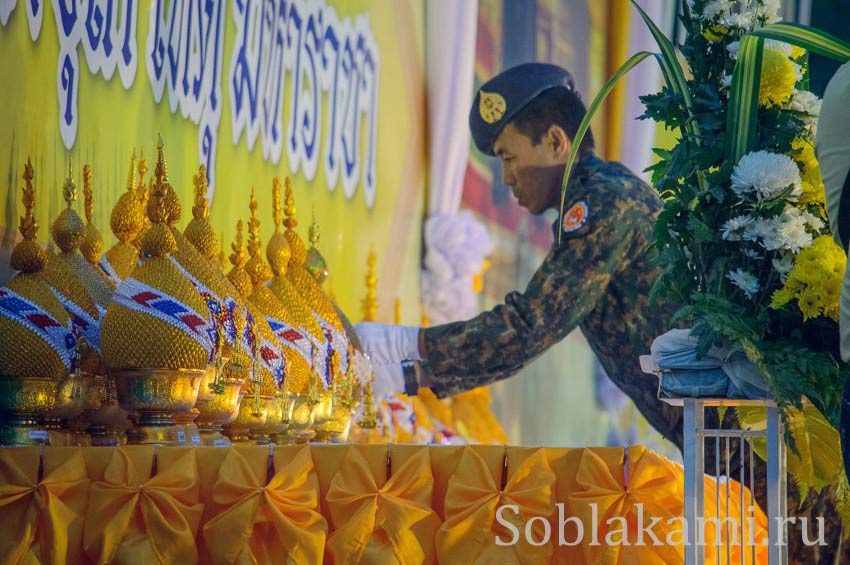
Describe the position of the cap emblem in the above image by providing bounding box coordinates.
[479,90,506,124]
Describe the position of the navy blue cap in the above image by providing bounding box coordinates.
[469,63,576,156]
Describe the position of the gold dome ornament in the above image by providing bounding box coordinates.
[100,157,211,444]
[222,219,283,444]
[266,179,327,373]
[51,161,114,311]
[0,159,78,445]
[281,177,352,376]
[179,162,255,404]
[245,188,312,396]
[102,149,147,283]
[36,165,103,377]
[300,205,364,352]
[148,140,249,377]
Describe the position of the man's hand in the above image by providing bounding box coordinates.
[353,322,422,365]
[370,363,405,401]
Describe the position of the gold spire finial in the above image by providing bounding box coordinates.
[308,205,320,248]
[272,177,283,229]
[361,248,378,322]
[63,159,78,209]
[125,148,137,193]
[394,297,401,325]
[248,188,260,253]
[81,163,104,264]
[230,220,247,268]
[82,164,94,223]
[20,158,37,241]
[11,158,48,273]
[192,165,210,221]
[421,303,430,328]
[155,134,168,183]
[283,177,298,229]
[137,148,148,191]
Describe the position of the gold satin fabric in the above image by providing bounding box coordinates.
[0,444,768,564]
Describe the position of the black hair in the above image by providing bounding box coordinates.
[510,86,595,156]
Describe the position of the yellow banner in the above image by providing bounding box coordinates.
[0,0,425,319]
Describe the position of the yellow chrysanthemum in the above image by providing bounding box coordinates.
[773,235,846,320]
[797,287,824,321]
[770,286,795,309]
[791,138,818,171]
[759,48,797,107]
[790,45,806,60]
[799,180,826,206]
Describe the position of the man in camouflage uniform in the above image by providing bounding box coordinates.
[356,63,682,446]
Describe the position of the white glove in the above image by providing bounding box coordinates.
[353,322,422,365]
[370,362,405,402]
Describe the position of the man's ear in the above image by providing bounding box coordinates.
[546,125,572,159]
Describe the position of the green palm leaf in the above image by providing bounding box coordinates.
[726,35,764,163]
[557,51,652,245]
[751,23,850,61]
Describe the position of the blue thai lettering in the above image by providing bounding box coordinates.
[230,0,379,206]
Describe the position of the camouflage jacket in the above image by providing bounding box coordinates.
[421,155,682,443]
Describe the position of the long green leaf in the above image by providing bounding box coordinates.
[751,23,850,61]
[630,0,698,136]
[630,0,706,192]
[726,35,764,164]
[557,51,652,245]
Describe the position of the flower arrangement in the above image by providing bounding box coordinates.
[558,0,850,510]
[639,0,847,427]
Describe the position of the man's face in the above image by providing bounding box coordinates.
[493,123,570,215]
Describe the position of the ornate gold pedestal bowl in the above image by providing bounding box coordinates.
[0,376,59,446]
[314,387,359,443]
[255,391,291,445]
[248,395,277,444]
[224,394,269,444]
[44,373,94,446]
[284,393,317,444]
[195,376,244,447]
[111,368,204,445]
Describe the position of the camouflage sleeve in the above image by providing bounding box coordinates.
[421,195,640,399]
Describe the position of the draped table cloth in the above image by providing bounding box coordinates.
[0,444,766,564]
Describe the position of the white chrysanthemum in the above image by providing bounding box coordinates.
[727,268,760,298]
[731,151,802,201]
[772,254,794,275]
[757,0,782,24]
[786,90,821,117]
[722,215,755,241]
[727,41,740,59]
[721,74,733,89]
[778,211,812,253]
[743,248,763,259]
[701,0,731,20]
[801,210,825,231]
[785,90,821,134]
[721,11,754,29]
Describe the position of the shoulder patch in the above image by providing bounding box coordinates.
[562,201,589,233]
